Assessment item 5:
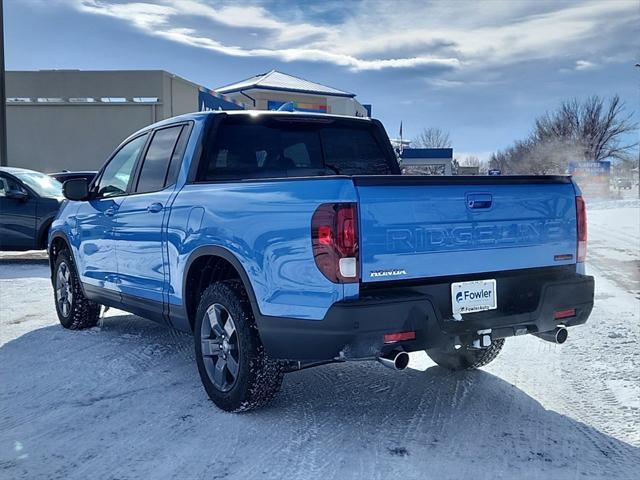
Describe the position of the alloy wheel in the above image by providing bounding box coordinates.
[55,261,73,317]
[201,303,240,392]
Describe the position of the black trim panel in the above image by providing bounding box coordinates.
[83,283,166,325]
[360,265,576,290]
[352,174,573,186]
[83,283,121,305]
[189,174,572,187]
[256,272,594,361]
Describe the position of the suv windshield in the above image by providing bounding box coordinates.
[14,171,63,198]
[199,116,399,181]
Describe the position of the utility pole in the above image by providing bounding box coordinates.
[0,0,7,166]
[636,64,640,199]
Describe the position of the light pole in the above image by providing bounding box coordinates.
[636,64,640,198]
[0,0,7,167]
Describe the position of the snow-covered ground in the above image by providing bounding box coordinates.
[1,200,638,480]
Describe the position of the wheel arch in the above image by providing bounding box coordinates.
[182,245,261,332]
[49,231,72,277]
[48,231,94,301]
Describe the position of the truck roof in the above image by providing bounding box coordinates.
[142,110,373,132]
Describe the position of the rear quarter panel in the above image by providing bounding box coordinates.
[167,178,359,320]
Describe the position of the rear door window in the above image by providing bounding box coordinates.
[135,126,183,193]
[164,126,190,186]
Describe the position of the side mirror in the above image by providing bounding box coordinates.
[63,178,90,201]
[6,189,28,201]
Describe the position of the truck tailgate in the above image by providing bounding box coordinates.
[354,176,578,283]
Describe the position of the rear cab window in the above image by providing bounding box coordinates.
[197,116,399,181]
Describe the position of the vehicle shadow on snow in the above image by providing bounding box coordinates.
[0,262,50,279]
[1,314,639,479]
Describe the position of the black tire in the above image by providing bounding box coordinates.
[426,338,505,371]
[194,280,283,412]
[53,249,100,329]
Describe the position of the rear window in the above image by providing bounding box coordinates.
[321,127,392,175]
[198,117,397,181]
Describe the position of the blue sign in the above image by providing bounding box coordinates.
[567,161,611,176]
[488,169,502,176]
[267,100,327,113]
[198,90,243,112]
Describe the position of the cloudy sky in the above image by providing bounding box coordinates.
[5,0,639,159]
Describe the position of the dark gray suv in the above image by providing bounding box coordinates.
[0,167,63,251]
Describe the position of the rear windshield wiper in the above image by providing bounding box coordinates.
[324,163,342,175]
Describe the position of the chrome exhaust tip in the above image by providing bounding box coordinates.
[378,350,410,371]
[534,326,568,344]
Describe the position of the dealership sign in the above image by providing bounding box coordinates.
[267,100,327,113]
[568,161,611,197]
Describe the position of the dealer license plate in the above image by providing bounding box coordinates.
[451,279,497,315]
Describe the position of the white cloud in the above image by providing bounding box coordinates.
[67,0,638,74]
[72,0,460,71]
[575,60,596,70]
[426,78,465,89]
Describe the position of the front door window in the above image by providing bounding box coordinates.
[96,134,148,198]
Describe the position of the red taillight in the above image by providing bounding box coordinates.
[554,308,576,320]
[383,331,416,344]
[311,203,359,283]
[576,196,587,262]
[318,225,332,246]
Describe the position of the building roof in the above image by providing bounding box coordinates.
[400,148,453,159]
[216,70,356,98]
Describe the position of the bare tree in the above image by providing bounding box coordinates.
[461,155,480,167]
[489,138,569,175]
[490,95,638,175]
[488,150,511,173]
[534,95,637,162]
[413,127,451,148]
[451,157,460,175]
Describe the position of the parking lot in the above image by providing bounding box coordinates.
[1,199,638,480]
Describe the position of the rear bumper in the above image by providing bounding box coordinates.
[256,269,594,361]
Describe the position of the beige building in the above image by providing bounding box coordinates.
[215,70,370,117]
[5,70,212,171]
[4,69,369,172]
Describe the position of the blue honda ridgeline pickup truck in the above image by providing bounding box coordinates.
[49,111,594,412]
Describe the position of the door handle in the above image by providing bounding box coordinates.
[147,202,163,213]
[104,207,116,217]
